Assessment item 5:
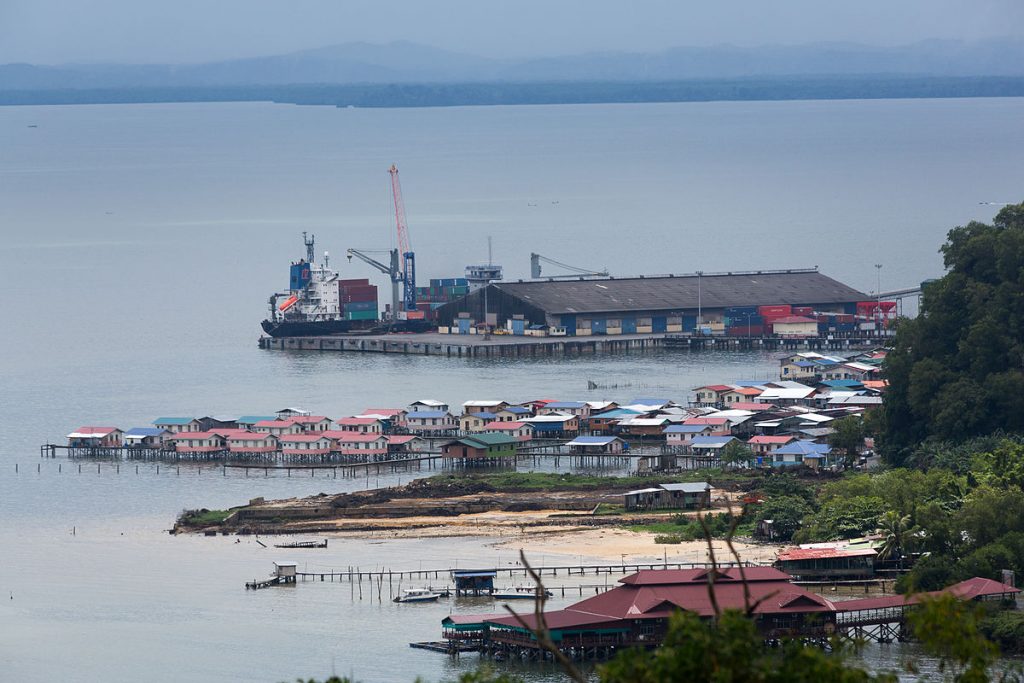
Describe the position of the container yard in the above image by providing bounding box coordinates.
[258,168,909,347]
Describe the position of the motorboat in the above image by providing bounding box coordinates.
[394,587,447,603]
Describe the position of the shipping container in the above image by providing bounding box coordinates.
[342,283,377,293]
[345,310,378,321]
[724,306,758,316]
[342,295,378,304]
[405,310,426,320]
[725,314,763,326]
[726,325,764,337]
[343,301,378,312]
[758,304,792,317]
[338,278,370,288]
[792,306,814,316]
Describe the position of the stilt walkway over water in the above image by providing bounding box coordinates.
[244,561,764,591]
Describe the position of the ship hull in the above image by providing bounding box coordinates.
[261,319,368,338]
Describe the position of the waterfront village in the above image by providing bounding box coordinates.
[63,349,888,469]
[55,346,1023,660]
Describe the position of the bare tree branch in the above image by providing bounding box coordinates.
[502,550,587,683]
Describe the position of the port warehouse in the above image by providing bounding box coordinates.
[433,268,890,337]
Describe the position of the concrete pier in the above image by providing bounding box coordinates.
[258,332,885,357]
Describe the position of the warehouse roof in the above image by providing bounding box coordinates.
[491,269,867,315]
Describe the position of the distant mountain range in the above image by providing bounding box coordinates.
[4,39,1024,90]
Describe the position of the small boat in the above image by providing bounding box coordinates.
[491,586,553,600]
[394,587,446,603]
[273,539,328,549]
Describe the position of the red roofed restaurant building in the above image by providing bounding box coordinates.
[477,568,835,659]
[442,568,1020,661]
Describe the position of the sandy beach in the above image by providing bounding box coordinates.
[292,508,784,566]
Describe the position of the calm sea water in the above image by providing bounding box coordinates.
[1,97,1021,682]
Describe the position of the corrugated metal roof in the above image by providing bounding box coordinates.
[659,482,713,493]
[407,410,451,419]
[124,427,166,437]
[777,547,877,561]
[489,270,867,315]
[774,440,831,455]
[566,436,621,446]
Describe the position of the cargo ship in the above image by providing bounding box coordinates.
[261,234,381,338]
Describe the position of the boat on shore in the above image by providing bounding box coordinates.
[395,587,450,603]
[273,539,328,549]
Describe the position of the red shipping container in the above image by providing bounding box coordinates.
[405,310,426,320]
[338,278,370,287]
[342,284,377,295]
[342,295,378,304]
[758,304,792,317]
[792,306,814,316]
[726,325,764,336]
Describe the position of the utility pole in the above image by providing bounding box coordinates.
[696,271,703,334]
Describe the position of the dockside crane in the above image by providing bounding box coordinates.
[389,164,416,313]
[530,253,609,280]
[346,248,401,320]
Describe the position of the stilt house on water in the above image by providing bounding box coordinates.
[440,568,1020,661]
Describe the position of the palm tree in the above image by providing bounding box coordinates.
[877,510,919,567]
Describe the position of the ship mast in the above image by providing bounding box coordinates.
[303,232,316,263]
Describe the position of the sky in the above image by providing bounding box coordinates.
[1,0,1022,65]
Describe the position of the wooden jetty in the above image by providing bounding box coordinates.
[245,561,763,591]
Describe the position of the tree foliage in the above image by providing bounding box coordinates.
[599,610,895,683]
[828,415,866,466]
[881,202,1024,463]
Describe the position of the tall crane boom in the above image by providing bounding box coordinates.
[388,164,417,313]
[531,253,609,279]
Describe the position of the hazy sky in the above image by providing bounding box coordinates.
[2,0,1022,64]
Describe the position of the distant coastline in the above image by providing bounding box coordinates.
[4,75,1024,108]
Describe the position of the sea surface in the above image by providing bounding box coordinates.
[1,97,1021,682]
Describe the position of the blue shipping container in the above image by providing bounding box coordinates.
[344,301,378,312]
[725,306,758,316]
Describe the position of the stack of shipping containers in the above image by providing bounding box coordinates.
[338,279,379,322]
[413,278,470,321]
[724,306,763,337]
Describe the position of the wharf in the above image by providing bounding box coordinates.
[258,332,885,357]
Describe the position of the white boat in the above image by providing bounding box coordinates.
[394,587,445,603]
[491,586,553,600]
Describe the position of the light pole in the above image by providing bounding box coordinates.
[696,270,703,334]
[874,264,883,332]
